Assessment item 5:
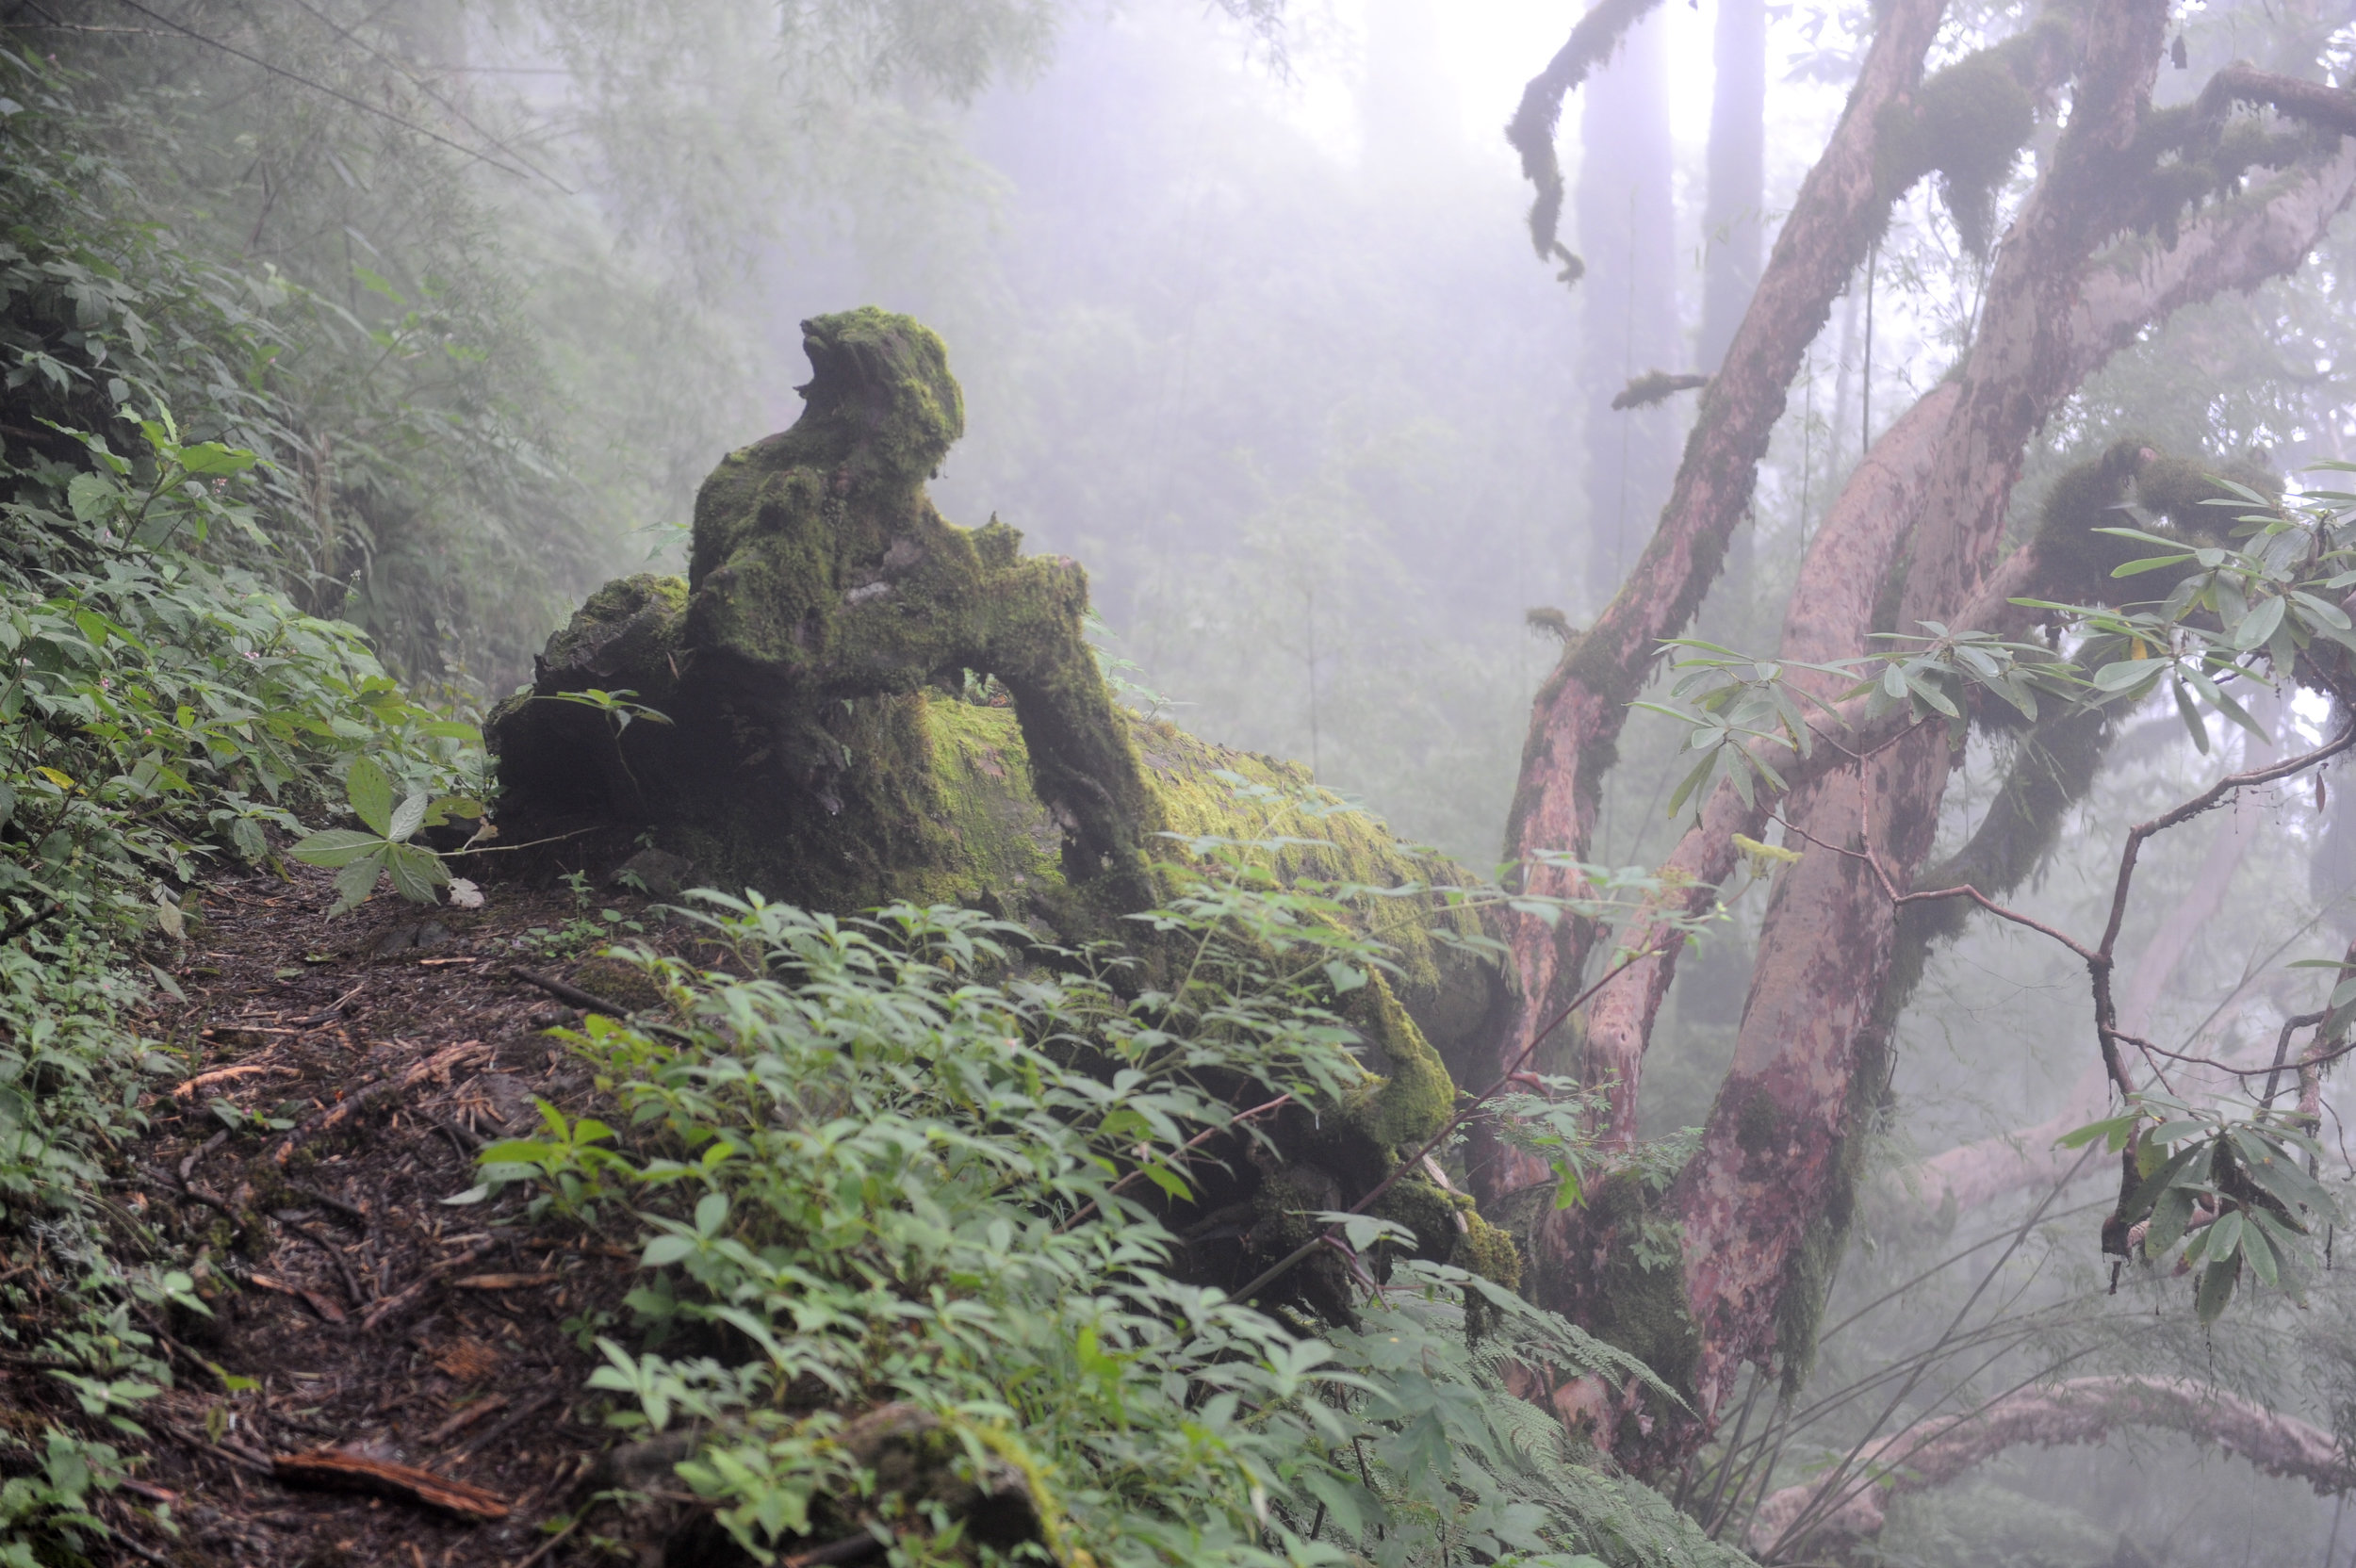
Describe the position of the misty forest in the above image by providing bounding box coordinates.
[21,2,2356,1566]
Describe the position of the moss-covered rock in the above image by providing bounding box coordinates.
[492,307,1162,911]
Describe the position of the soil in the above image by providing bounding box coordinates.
[19,861,695,1568]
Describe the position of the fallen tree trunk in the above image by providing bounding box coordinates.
[1746,1375,2355,1557]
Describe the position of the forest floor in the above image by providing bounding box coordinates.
[29,861,691,1568]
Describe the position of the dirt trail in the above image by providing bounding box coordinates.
[40,865,677,1567]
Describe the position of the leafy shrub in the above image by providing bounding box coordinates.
[482,874,1745,1568]
[0,410,479,1557]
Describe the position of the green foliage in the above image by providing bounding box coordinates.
[0,414,476,1558]
[288,755,483,914]
[2077,1091,2343,1324]
[0,421,476,933]
[1635,630,2077,825]
[477,872,1731,1567]
[0,37,620,687]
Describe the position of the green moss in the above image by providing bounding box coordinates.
[1337,972,1456,1156]
[1245,1168,1354,1319]
[1373,1176,1463,1265]
[571,956,668,1013]
[1575,1172,1701,1397]
[2029,439,2282,604]
[1773,1055,1883,1395]
[1879,47,2037,253]
[1457,1212,1522,1294]
[538,573,687,701]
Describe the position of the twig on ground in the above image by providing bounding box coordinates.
[508,966,620,1017]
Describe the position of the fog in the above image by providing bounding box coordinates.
[19,0,2356,1560]
[487,5,2356,1558]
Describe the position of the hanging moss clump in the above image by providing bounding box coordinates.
[2027,438,2282,604]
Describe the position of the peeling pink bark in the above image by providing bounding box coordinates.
[1580,384,1963,1150]
[1478,0,1952,1205]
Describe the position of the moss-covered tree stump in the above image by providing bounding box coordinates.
[488,307,1517,1309]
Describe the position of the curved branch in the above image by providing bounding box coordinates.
[2201,62,2356,139]
[1748,1376,2355,1556]
[1504,0,1668,268]
[1903,765,2270,1218]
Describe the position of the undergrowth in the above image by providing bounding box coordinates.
[479,881,1747,1568]
[0,410,477,1560]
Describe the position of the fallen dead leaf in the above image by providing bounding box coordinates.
[431,1337,501,1381]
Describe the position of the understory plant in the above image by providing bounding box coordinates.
[478,861,1745,1568]
[0,415,480,1560]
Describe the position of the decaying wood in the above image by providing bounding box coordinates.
[508,964,622,1018]
[357,1242,498,1331]
[270,1448,510,1522]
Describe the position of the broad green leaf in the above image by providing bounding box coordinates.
[388,790,428,844]
[288,827,383,869]
[2147,1185,2197,1254]
[330,852,384,914]
[2206,1208,2245,1262]
[384,842,450,904]
[642,1234,695,1267]
[2232,1132,2331,1219]
[1903,672,1958,718]
[2092,658,2168,693]
[2244,1222,2282,1287]
[172,441,257,477]
[1663,753,1718,818]
[2292,590,2353,630]
[2054,1113,2134,1152]
[67,472,119,524]
[2228,595,2286,651]
[2184,665,2267,740]
[2124,1143,2207,1222]
[2171,679,2208,754]
[346,756,392,837]
[2195,1255,2240,1324]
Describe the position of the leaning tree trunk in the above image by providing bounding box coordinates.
[1476,0,1955,1206]
[1490,0,2356,1476]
